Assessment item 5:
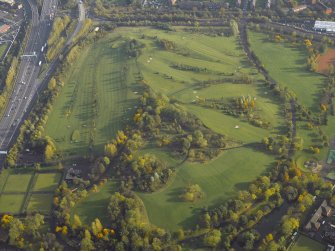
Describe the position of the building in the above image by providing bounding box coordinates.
[292,4,307,12]
[0,24,10,33]
[305,200,333,231]
[305,211,321,231]
[251,0,256,8]
[325,8,333,14]
[314,20,335,32]
[65,167,81,181]
[0,0,14,6]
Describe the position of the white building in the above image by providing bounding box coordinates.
[314,20,335,33]
[0,0,14,6]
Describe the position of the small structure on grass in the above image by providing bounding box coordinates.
[65,167,81,181]
[304,160,322,173]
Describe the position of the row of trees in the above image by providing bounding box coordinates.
[47,16,71,61]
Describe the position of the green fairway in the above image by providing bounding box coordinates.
[32,173,62,192]
[44,35,141,156]
[0,194,25,214]
[71,180,118,225]
[27,194,54,213]
[186,105,273,144]
[138,147,275,231]
[3,174,33,193]
[248,30,325,111]
[291,235,325,251]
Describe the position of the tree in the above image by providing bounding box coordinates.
[230,19,239,36]
[176,229,185,241]
[72,214,82,229]
[105,143,117,157]
[91,218,103,236]
[203,229,221,247]
[179,184,204,202]
[25,214,44,238]
[81,230,95,251]
[48,77,57,90]
[8,218,24,246]
[44,137,57,162]
[281,217,299,236]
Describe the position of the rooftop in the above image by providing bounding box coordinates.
[314,20,335,31]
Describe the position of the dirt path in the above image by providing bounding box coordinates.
[317,48,335,74]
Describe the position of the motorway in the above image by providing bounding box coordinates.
[0,0,58,157]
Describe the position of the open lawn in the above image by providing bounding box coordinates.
[32,173,62,192]
[44,35,141,156]
[248,30,325,112]
[0,194,25,214]
[27,194,54,213]
[138,147,275,231]
[3,173,33,193]
[186,105,275,144]
[291,235,325,251]
[71,180,118,226]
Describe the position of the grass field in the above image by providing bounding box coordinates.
[291,235,325,251]
[71,180,118,225]
[52,27,282,231]
[0,169,60,215]
[3,173,33,193]
[27,194,54,213]
[248,30,335,166]
[0,194,25,214]
[138,147,275,230]
[101,27,280,230]
[44,35,141,156]
[32,173,62,192]
[248,30,325,112]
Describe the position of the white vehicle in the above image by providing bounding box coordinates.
[41,46,44,52]
[38,61,42,66]
[21,81,26,85]
[24,96,27,100]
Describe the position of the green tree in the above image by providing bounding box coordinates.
[72,214,82,229]
[203,229,221,247]
[80,230,95,251]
